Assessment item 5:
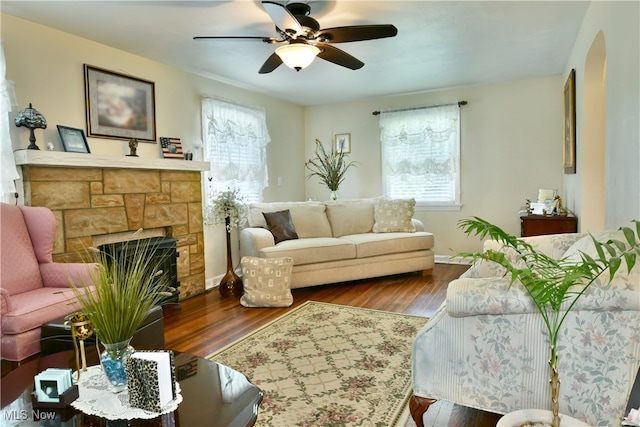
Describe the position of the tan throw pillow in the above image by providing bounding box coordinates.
[325,199,375,237]
[372,198,416,233]
[240,256,294,308]
[263,210,299,244]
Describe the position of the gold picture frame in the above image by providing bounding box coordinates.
[563,69,576,174]
[334,133,351,153]
[84,65,157,142]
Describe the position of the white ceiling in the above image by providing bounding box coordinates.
[2,1,590,106]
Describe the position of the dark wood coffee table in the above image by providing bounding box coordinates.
[1,349,262,426]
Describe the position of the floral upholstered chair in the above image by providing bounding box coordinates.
[410,231,640,427]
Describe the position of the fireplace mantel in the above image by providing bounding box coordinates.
[14,149,210,172]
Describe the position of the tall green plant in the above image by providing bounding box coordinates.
[72,238,172,347]
[305,139,357,191]
[458,217,640,427]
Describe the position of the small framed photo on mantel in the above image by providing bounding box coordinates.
[334,133,351,153]
[57,125,91,153]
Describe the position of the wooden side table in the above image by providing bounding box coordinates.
[520,214,578,237]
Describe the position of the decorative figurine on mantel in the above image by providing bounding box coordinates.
[127,138,139,157]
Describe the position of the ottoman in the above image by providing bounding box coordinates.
[40,305,165,355]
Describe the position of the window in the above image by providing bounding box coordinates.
[201,98,271,206]
[379,104,460,209]
[1,42,19,202]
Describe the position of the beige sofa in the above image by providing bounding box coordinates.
[239,198,434,288]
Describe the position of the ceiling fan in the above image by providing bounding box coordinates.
[194,1,398,74]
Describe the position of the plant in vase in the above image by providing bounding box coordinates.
[305,139,357,200]
[72,237,171,392]
[458,217,640,427]
[204,187,248,298]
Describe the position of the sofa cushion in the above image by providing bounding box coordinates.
[1,203,43,295]
[1,288,82,335]
[260,237,356,266]
[263,210,299,244]
[340,231,434,258]
[249,202,332,238]
[240,256,294,308]
[325,199,375,237]
[372,198,416,233]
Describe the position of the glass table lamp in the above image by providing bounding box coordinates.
[14,103,47,150]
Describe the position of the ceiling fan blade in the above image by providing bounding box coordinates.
[259,52,283,74]
[262,1,303,36]
[316,44,364,70]
[194,36,282,44]
[317,25,398,43]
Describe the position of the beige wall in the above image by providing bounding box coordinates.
[563,1,640,229]
[2,14,306,287]
[304,75,564,256]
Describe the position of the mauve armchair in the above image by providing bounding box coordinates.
[1,203,96,361]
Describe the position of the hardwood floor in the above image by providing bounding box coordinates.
[163,263,503,427]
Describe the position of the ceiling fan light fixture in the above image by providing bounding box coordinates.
[275,44,320,71]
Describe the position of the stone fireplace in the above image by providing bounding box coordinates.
[14,150,210,299]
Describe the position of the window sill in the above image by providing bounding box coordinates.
[415,203,462,212]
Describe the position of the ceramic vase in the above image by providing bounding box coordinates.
[100,338,135,393]
[219,216,243,298]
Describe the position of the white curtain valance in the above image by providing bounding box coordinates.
[201,98,271,203]
[202,98,270,149]
[379,104,460,205]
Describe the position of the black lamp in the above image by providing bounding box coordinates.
[14,103,47,150]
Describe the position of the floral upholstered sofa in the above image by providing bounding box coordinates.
[239,198,434,288]
[411,230,640,427]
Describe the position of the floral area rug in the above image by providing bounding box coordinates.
[207,301,428,427]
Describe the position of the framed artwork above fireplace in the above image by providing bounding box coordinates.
[84,64,157,142]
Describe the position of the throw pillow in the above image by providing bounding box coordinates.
[372,198,416,233]
[263,210,299,244]
[240,256,294,308]
[562,230,626,263]
[325,199,375,237]
[248,202,332,237]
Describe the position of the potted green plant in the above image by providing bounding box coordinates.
[204,187,248,298]
[305,139,357,200]
[458,217,640,427]
[72,238,171,392]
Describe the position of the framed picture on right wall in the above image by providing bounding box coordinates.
[563,68,576,174]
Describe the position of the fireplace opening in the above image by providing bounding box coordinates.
[98,236,180,307]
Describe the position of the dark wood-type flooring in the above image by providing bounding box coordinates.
[162,263,503,427]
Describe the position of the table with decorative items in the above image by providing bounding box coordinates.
[520,213,578,237]
[0,349,263,426]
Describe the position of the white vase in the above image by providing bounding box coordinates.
[330,190,338,201]
[497,409,591,427]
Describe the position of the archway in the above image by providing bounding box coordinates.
[580,31,606,232]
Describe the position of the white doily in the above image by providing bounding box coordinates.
[71,365,183,420]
